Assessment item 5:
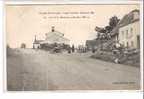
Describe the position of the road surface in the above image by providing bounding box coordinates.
[7,49,140,90]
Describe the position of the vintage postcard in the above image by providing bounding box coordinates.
[5,1,143,91]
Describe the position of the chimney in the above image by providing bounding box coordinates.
[34,35,37,42]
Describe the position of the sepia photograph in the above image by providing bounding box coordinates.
[5,4,142,91]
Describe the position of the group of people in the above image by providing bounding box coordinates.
[67,45,88,54]
[67,45,75,53]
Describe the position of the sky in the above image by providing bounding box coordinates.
[6,4,140,48]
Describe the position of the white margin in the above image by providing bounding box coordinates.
[4,0,141,5]
[139,1,143,91]
[2,0,143,93]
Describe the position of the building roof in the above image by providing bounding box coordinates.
[33,40,44,44]
[44,27,69,44]
[118,9,140,28]
[45,26,64,38]
[33,26,70,45]
[86,40,100,46]
[45,31,64,38]
[109,9,139,36]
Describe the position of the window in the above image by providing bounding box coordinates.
[122,31,124,38]
[131,41,134,47]
[127,42,129,48]
[126,30,128,38]
[130,28,133,37]
[133,12,139,20]
[122,41,125,47]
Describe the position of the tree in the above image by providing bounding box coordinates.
[21,43,26,48]
[95,26,106,33]
[72,44,75,52]
[109,16,120,29]
[105,26,113,33]
[7,44,10,49]
[95,16,120,41]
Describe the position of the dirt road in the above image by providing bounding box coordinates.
[7,49,140,90]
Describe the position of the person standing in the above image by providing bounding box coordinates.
[67,46,71,54]
[72,44,75,53]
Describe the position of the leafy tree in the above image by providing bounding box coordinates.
[95,16,120,40]
[7,44,10,49]
[109,16,120,29]
[105,26,113,33]
[72,44,75,52]
[21,43,26,48]
[95,26,106,33]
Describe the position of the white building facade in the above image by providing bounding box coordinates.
[118,10,140,49]
[43,30,70,45]
[33,26,70,49]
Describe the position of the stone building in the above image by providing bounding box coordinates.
[33,26,70,49]
[118,9,140,49]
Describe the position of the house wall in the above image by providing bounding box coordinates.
[118,21,140,49]
[33,44,40,49]
[45,33,70,44]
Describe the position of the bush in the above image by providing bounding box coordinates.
[7,45,13,57]
[91,51,114,62]
[91,50,140,67]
